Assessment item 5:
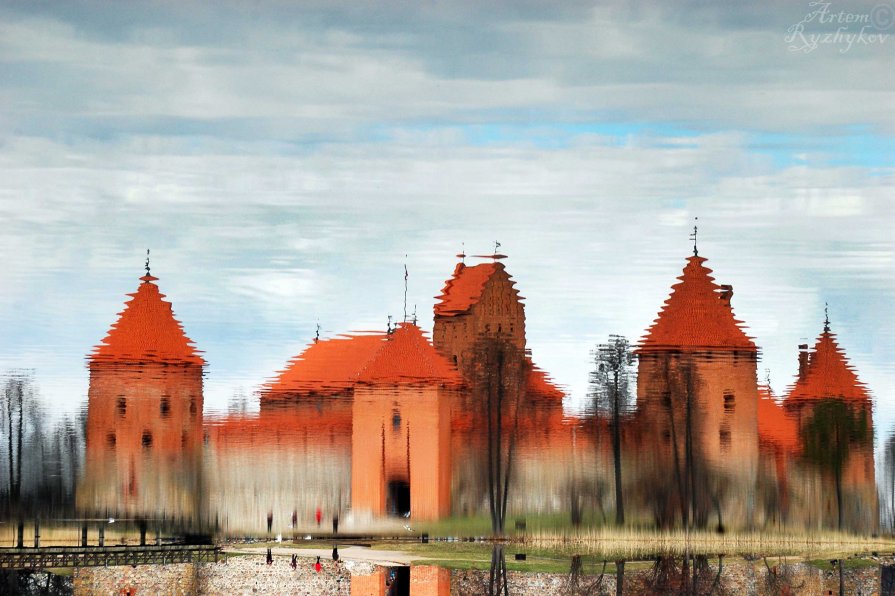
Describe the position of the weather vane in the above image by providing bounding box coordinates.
[387,314,393,334]
[145,249,151,275]
[824,302,830,332]
[403,257,409,323]
[314,321,320,344]
[689,218,698,256]
[494,240,501,255]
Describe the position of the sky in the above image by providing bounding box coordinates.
[0,1,893,447]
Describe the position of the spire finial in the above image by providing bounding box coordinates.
[314,321,320,344]
[689,218,699,256]
[824,302,830,332]
[387,314,393,335]
[494,240,501,257]
[412,304,417,325]
[145,249,151,275]
[403,257,409,323]
[458,242,466,264]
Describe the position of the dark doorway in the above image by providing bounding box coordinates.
[387,480,410,517]
[386,566,410,595]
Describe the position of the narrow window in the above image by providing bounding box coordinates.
[117,396,127,418]
[160,397,171,418]
[720,427,731,452]
[106,433,116,450]
[141,431,153,449]
[723,392,735,413]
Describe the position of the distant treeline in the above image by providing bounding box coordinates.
[0,373,84,518]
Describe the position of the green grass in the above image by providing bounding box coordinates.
[806,557,880,570]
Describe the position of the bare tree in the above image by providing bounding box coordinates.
[587,335,635,526]
[880,429,895,531]
[471,334,525,536]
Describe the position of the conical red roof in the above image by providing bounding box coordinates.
[786,325,869,403]
[264,323,462,397]
[434,262,499,317]
[638,256,756,353]
[91,274,204,365]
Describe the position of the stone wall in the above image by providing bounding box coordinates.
[73,555,362,595]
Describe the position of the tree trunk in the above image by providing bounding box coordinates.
[13,382,24,506]
[6,382,13,512]
[615,560,625,596]
[835,466,844,532]
[612,372,624,525]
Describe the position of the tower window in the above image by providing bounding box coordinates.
[141,431,153,449]
[723,392,735,413]
[160,397,171,418]
[392,409,401,432]
[106,433,116,450]
[189,398,198,417]
[720,427,731,451]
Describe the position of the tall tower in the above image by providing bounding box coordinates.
[432,257,525,379]
[784,317,876,533]
[78,263,206,529]
[635,253,759,529]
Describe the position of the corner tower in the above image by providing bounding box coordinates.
[79,259,205,529]
[635,252,759,529]
[784,315,876,533]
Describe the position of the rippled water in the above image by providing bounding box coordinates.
[0,231,892,596]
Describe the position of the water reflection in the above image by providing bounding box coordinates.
[0,248,884,545]
[1,373,83,522]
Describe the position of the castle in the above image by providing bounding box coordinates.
[77,246,878,536]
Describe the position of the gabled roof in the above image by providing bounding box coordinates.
[90,274,205,366]
[638,256,756,353]
[356,324,464,386]
[434,262,500,317]
[757,384,799,452]
[264,323,463,398]
[786,325,869,404]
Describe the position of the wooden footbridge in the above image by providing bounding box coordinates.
[0,519,218,570]
[0,544,219,569]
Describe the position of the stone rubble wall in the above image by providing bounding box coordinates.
[73,555,366,595]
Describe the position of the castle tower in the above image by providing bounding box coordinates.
[78,265,205,529]
[784,318,876,533]
[635,254,759,529]
[432,257,525,378]
[258,322,462,523]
